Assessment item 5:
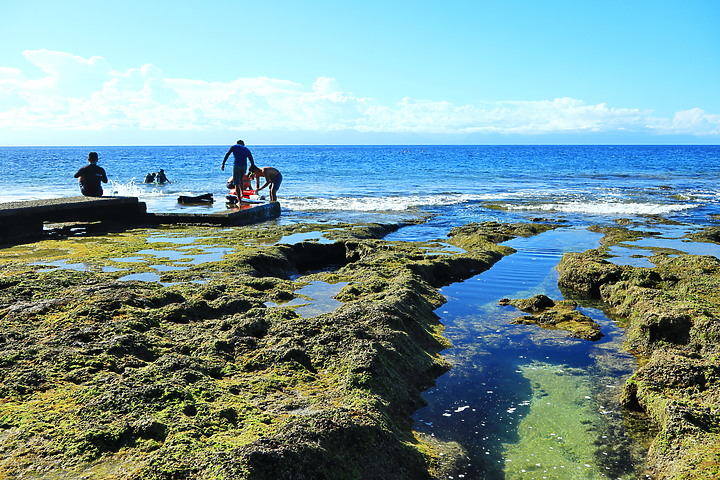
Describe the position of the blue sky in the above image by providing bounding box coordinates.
[0,0,718,145]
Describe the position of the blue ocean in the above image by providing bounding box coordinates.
[2,144,720,478]
[2,145,719,228]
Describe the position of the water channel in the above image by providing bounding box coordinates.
[413,227,646,480]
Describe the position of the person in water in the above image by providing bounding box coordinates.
[221,140,255,201]
[144,172,156,183]
[156,169,170,184]
[250,165,282,202]
[74,152,108,197]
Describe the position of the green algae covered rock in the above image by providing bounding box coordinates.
[0,220,546,479]
[499,294,604,341]
[556,225,720,480]
[447,221,556,250]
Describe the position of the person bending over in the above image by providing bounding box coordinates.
[250,165,282,202]
[74,152,108,197]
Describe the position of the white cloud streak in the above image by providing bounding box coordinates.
[0,50,718,139]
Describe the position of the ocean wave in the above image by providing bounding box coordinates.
[281,194,491,212]
[504,201,699,215]
[110,180,171,197]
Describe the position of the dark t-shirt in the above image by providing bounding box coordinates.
[230,144,252,167]
[74,163,108,197]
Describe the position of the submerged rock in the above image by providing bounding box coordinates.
[499,293,556,312]
[500,294,603,341]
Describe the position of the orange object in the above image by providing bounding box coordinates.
[229,188,256,198]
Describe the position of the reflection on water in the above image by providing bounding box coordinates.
[133,246,234,265]
[241,230,339,247]
[414,228,643,479]
[34,243,232,286]
[265,280,349,318]
[33,260,95,272]
[276,231,336,245]
[605,246,655,268]
[605,224,720,269]
[628,236,720,257]
[137,249,188,261]
[116,271,207,287]
[118,272,161,282]
[421,242,467,256]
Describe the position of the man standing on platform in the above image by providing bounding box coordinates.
[221,140,256,202]
[74,152,108,197]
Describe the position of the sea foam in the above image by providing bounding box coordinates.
[281,194,492,212]
[505,201,698,216]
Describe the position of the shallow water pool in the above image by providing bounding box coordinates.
[265,280,349,318]
[413,228,644,479]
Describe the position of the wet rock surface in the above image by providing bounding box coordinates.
[557,225,720,480]
[499,294,604,341]
[0,220,547,479]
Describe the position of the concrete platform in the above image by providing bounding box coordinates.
[0,197,280,244]
[0,196,147,244]
[146,201,281,226]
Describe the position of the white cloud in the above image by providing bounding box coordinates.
[0,50,717,140]
[646,108,720,135]
[22,49,113,96]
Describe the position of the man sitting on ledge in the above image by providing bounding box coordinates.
[74,152,108,197]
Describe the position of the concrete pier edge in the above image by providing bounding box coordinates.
[0,197,280,244]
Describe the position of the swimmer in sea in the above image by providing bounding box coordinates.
[156,169,170,184]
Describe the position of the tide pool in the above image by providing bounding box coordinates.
[413,227,642,479]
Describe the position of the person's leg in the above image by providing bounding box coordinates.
[232,165,246,202]
[82,189,102,197]
[269,182,278,202]
[270,173,282,202]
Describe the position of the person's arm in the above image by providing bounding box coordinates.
[221,148,232,170]
[248,151,255,170]
[256,179,270,192]
[101,169,108,183]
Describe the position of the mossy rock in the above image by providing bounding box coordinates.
[557,225,720,479]
[500,294,603,341]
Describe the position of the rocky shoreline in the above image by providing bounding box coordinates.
[1,219,718,479]
[0,220,552,479]
[557,224,720,479]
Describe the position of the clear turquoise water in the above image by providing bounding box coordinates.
[413,228,643,479]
